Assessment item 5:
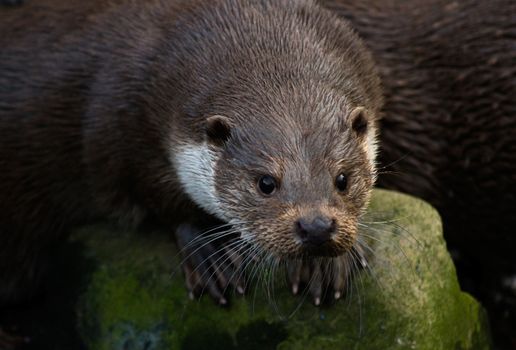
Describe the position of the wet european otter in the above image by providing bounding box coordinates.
[0,0,382,309]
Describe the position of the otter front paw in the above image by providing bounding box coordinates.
[175,223,246,305]
[287,248,367,306]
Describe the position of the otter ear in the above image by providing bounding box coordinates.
[205,115,232,146]
[349,106,369,137]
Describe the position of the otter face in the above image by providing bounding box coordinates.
[192,103,378,259]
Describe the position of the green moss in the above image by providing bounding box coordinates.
[74,189,492,350]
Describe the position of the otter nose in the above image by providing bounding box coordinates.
[295,216,336,246]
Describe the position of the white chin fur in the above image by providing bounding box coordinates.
[173,143,227,221]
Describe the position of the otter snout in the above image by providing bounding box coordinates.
[295,216,336,246]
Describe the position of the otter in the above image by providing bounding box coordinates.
[0,0,382,308]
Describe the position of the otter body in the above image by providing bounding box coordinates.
[0,0,382,306]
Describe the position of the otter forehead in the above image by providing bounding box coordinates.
[225,99,373,167]
[232,123,368,174]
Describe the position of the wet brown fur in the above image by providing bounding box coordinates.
[0,0,382,305]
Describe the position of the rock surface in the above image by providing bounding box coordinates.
[71,190,491,350]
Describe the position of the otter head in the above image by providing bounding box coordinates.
[174,87,378,259]
[170,0,382,259]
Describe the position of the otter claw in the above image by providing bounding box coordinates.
[175,223,244,304]
[291,283,299,295]
[287,255,351,305]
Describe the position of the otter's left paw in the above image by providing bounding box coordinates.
[175,223,246,305]
[287,248,367,305]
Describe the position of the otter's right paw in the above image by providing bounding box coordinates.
[287,248,367,306]
[175,223,246,305]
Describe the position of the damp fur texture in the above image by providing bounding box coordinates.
[0,0,382,304]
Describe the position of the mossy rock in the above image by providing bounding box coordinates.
[72,189,492,350]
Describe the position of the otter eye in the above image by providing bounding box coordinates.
[335,173,348,192]
[258,175,277,195]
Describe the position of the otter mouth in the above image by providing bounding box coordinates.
[300,243,344,257]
